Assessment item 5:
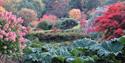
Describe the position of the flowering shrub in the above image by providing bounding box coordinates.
[0,11,28,55]
[93,2,125,39]
[0,0,4,6]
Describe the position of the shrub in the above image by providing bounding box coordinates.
[40,14,58,25]
[26,31,85,42]
[92,2,125,39]
[83,6,107,37]
[56,18,78,30]
[68,9,81,20]
[37,21,53,30]
[0,11,28,57]
[17,8,37,26]
[36,14,58,30]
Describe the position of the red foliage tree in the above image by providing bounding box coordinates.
[93,2,125,39]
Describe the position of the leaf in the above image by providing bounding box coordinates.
[101,40,123,53]
[72,38,96,48]
[52,56,65,63]
[72,57,85,63]
[119,36,125,45]
[71,47,87,56]
[97,39,123,56]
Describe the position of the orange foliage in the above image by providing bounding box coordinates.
[68,9,81,20]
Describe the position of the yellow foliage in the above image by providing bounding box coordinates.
[68,9,81,20]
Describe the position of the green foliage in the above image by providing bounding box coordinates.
[37,21,53,30]
[0,40,20,57]
[119,36,125,45]
[56,18,78,30]
[23,38,125,63]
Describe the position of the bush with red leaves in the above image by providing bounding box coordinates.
[93,2,125,39]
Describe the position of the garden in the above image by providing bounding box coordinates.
[0,0,125,63]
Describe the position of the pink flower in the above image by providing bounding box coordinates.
[21,26,29,33]
[17,17,24,24]
[18,32,26,37]
[3,24,9,30]
[10,24,15,28]
[87,27,97,33]
[6,32,16,42]
[0,0,4,6]
[19,37,26,49]
[20,44,26,49]
[0,30,6,35]
[0,35,3,39]
[0,11,28,52]
[18,37,26,43]
[80,19,87,27]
